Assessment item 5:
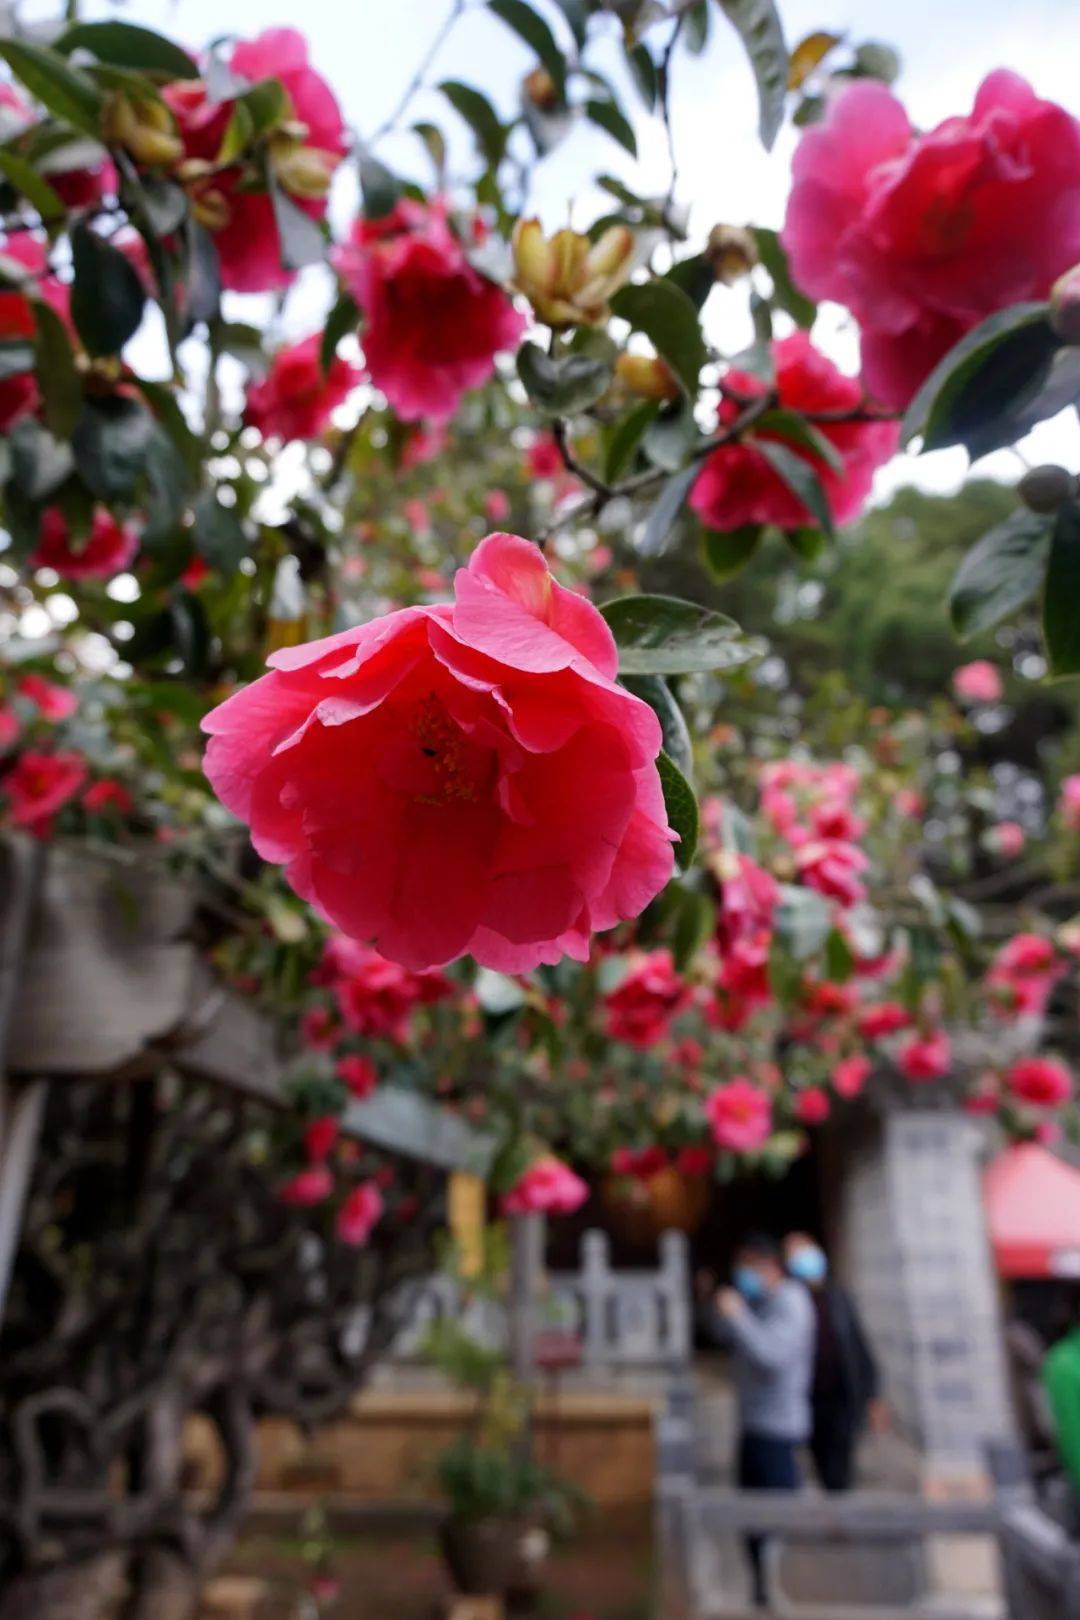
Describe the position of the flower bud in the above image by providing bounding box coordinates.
[270,136,335,200]
[189,185,231,233]
[512,218,634,327]
[523,67,559,111]
[704,223,758,285]
[615,351,679,402]
[1019,463,1075,514]
[1050,265,1080,344]
[102,92,183,168]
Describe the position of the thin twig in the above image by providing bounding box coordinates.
[368,0,469,145]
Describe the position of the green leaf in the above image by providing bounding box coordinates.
[604,400,658,483]
[488,0,567,97]
[717,0,789,150]
[624,42,658,110]
[32,301,82,439]
[824,928,854,983]
[774,883,831,959]
[601,592,751,675]
[183,219,221,325]
[412,120,447,179]
[753,226,815,328]
[620,672,692,777]
[664,253,715,314]
[1044,501,1080,680]
[901,303,1063,459]
[702,525,763,580]
[192,489,248,570]
[138,379,202,480]
[0,148,65,222]
[70,223,146,357]
[949,510,1052,639]
[643,404,699,472]
[610,279,706,399]
[639,463,699,557]
[438,81,507,169]
[359,152,402,220]
[551,0,588,47]
[756,438,834,535]
[72,395,155,498]
[55,21,198,78]
[585,97,637,156]
[670,883,715,972]
[321,289,359,374]
[269,180,327,272]
[753,408,843,473]
[9,418,73,499]
[685,1,712,53]
[658,749,698,870]
[0,40,103,136]
[784,526,827,561]
[131,175,187,237]
[516,341,611,415]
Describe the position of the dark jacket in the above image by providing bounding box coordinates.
[812,1282,878,1426]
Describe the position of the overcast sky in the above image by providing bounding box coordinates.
[40,0,1080,497]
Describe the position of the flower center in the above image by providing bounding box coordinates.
[407,693,491,807]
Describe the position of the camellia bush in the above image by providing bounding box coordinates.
[0,0,1079,1610]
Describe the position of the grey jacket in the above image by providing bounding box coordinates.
[705,1279,816,1441]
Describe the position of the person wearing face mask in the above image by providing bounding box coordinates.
[699,1232,815,1606]
[783,1231,886,1492]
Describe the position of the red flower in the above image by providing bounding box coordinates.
[857,1001,911,1040]
[604,949,690,1049]
[706,1078,772,1153]
[83,779,134,815]
[502,1156,588,1216]
[17,674,76,721]
[336,1181,384,1245]
[1004,1056,1073,1108]
[690,333,898,534]
[0,706,19,750]
[202,535,674,971]
[4,749,86,830]
[782,72,1080,407]
[898,1030,952,1083]
[526,434,564,480]
[794,1086,830,1125]
[244,333,361,443]
[324,937,449,1042]
[305,1115,340,1164]
[611,1144,668,1180]
[280,1165,334,1206]
[31,506,139,581]
[336,1054,378,1100]
[832,1054,871,1099]
[986,933,1063,1019]
[166,29,346,293]
[300,1005,339,1050]
[334,199,525,423]
[794,838,869,908]
[0,233,71,432]
[675,1144,713,1178]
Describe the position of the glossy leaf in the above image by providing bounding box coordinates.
[321,289,360,375]
[439,81,507,169]
[610,279,706,399]
[625,42,658,110]
[601,592,750,675]
[192,490,248,570]
[949,510,1052,639]
[901,303,1057,457]
[753,227,815,328]
[604,400,658,483]
[0,149,65,222]
[270,181,327,272]
[55,20,198,78]
[756,439,834,535]
[620,672,692,777]
[717,0,789,150]
[488,0,566,97]
[639,463,699,557]
[658,749,698,870]
[516,341,611,415]
[585,97,637,156]
[1044,501,1080,680]
[701,525,763,580]
[359,152,402,220]
[0,40,103,136]
[32,302,82,439]
[70,223,146,356]
[752,408,843,473]
[72,396,156,498]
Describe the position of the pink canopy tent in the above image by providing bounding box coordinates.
[983,1143,1080,1279]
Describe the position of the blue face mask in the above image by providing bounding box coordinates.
[733,1264,766,1302]
[788,1245,828,1284]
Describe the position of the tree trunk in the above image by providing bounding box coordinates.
[124,1548,201,1620]
[0,1555,126,1620]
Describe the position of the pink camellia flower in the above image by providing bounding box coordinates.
[304,1115,340,1164]
[300,1005,339,1050]
[0,83,115,205]
[794,1086,831,1125]
[17,674,77,722]
[280,1165,334,1207]
[1004,1055,1073,1108]
[336,1053,378,1100]
[321,937,450,1041]
[857,1001,911,1040]
[832,1054,871,1099]
[333,199,525,423]
[675,1143,713,1177]
[166,29,346,293]
[716,852,779,946]
[244,333,361,443]
[337,1180,384,1245]
[690,333,898,534]
[898,1029,952,1083]
[986,932,1063,1018]
[1059,774,1080,831]
[83,779,134,815]
[31,506,139,581]
[502,1156,589,1217]
[706,1078,773,1154]
[0,706,19,749]
[895,787,924,819]
[0,233,70,432]
[604,949,690,1049]
[1035,1119,1063,1146]
[952,661,1003,705]
[710,934,774,1031]
[782,72,1080,407]
[611,1144,668,1181]
[986,821,1025,859]
[485,489,511,523]
[795,838,869,908]
[202,534,675,971]
[4,749,86,830]
[526,434,564,480]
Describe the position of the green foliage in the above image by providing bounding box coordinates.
[601,593,751,675]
